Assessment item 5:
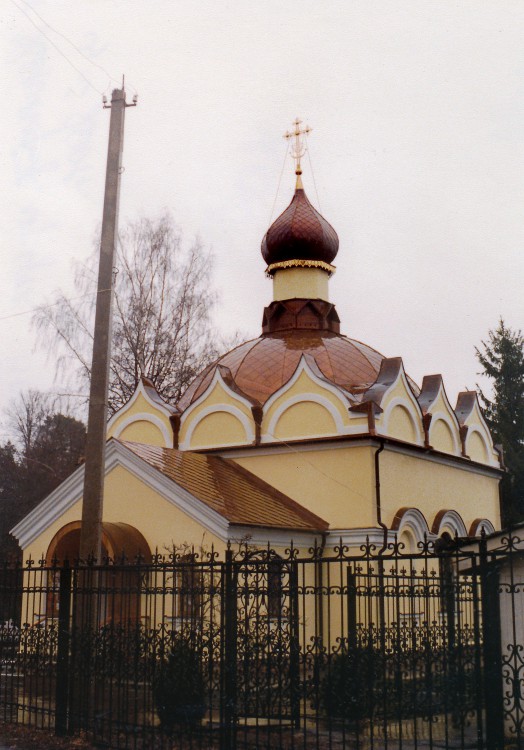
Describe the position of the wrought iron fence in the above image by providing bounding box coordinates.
[0,531,522,750]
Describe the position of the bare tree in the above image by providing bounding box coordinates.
[33,213,232,414]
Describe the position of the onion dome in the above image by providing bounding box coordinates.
[261,177,339,274]
[177,331,384,409]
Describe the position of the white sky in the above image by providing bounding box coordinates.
[1,0,523,432]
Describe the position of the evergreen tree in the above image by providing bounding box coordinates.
[476,319,524,526]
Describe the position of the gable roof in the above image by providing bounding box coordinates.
[121,440,328,531]
[11,439,328,550]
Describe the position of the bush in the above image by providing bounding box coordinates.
[152,634,206,734]
[320,648,381,722]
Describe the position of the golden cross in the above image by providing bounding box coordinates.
[283,117,312,175]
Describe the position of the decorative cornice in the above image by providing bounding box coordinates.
[266,259,335,276]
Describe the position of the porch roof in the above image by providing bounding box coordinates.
[120,440,329,532]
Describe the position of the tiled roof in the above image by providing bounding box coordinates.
[120,440,328,532]
[177,331,384,409]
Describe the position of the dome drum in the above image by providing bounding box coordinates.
[262,299,340,334]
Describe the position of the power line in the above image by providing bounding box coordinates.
[0,288,110,324]
[11,0,103,95]
[16,0,120,89]
[268,141,290,227]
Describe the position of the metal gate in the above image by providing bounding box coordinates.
[1,533,523,750]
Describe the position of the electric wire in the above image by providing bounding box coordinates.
[10,0,137,98]
[0,288,111,324]
[305,142,322,212]
[268,141,291,226]
[260,429,370,504]
[15,0,121,89]
[10,0,103,95]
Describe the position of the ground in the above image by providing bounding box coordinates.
[0,723,96,750]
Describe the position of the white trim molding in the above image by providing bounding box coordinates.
[11,440,231,549]
[111,412,172,447]
[263,355,352,414]
[381,396,423,446]
[108,379,174,431]
[263,393,344,443]
[433,509,468,537]
[180,403,255,450]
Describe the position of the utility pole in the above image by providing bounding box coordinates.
[79,83,136,562]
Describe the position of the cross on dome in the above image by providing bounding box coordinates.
[284,118,312,180]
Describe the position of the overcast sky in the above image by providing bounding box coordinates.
[1,0,523,435]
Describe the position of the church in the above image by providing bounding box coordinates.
[12,124,502,566]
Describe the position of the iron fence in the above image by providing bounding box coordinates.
[0,532,522,750]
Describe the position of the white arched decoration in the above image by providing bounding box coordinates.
[429,412,460,455]
[392,507,431,548]
[180,403,255,450]
[111,412,172,447]
[381,397,423,446]
[263,393,344,443]
[432,509,468,538]
[469,518,496,537]
[465,427,491,464]
[262,355,351,414]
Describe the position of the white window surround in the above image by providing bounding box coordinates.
[434,509,468,538]
[395,508,431,544]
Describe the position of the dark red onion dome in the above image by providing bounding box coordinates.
[261,181,339,274]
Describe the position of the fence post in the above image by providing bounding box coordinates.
[221,549,237,750]
[479,536,504,750]
[289,561,300,729]
[55,562,72,736]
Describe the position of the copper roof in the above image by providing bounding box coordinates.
[120,440,328,532]
[261,187,339,270]
[178,330,384,410]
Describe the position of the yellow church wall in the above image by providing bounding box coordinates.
[115,419,168,447]
[466,431,489,464]
[379,449,500,533]
[189,411,249,449]
[107,391,172,446]
[262,370,349,442]
[232,445,376,528]
[273,401,337,441]
[430,419,456,455]
[376,377,423,445]
[384,405,418,443]
[424,390,460,456]
[179,380,255,448]
[188,381,252,413]
[23,465,226,565]
[264,371,347,422]
[272,267,329,302]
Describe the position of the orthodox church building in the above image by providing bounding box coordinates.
[13,128,502,564]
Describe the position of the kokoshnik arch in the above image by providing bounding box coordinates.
[12,121,502,577]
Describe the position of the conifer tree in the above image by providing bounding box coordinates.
[476,320,524,526]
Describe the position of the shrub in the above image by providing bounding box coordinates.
[152,634,206,735]
[320,648,381,722]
